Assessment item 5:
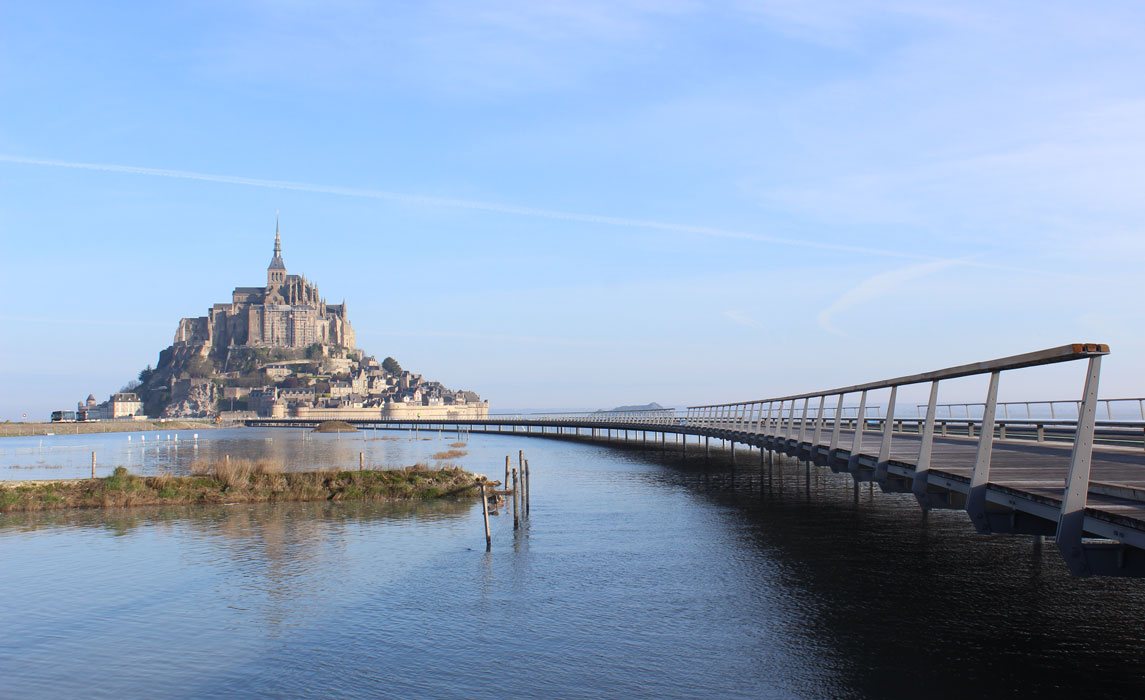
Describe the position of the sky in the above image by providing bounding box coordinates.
[2,1,1145,420]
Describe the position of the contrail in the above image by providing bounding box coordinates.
[0,153,969,262]
[0,153,933,260]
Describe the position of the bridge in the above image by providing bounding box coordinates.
[249,343,1145,578]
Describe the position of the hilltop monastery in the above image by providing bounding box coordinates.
[65,222,487,422]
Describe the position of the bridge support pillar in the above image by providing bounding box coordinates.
[912,381,942,509]
[966,371,1001,534]
[874,386,897,491]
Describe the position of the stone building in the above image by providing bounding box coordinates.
[171,221,355,358]
[74,392,143,420]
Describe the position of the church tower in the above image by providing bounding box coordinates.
[267,215,286,287]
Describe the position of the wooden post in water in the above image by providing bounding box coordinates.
[359,451,364,471]
[504,455,510,490]
[512,468,520,530]
[91,451,96,479]
[524,458,531,516]
[480,482,492,551]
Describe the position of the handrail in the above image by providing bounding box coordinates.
[917,397,1145,421]
[687,343,1108,408]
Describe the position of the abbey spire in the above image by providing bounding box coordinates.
[267,214,286,287]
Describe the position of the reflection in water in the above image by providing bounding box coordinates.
[0,426,470,480]
[2,435,1144,699]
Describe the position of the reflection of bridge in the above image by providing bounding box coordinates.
[250,343,1145,578]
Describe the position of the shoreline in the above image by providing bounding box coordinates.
[0,420,228,438]
[0,463,482,513]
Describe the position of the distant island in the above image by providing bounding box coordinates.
[58,221,487,422]
[602,402,665,412]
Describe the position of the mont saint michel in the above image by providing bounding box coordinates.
[76,223,488,422]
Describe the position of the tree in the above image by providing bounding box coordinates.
[382,357,402,375]
[138,365,154,385]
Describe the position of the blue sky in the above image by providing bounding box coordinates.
[2,1,1144,420]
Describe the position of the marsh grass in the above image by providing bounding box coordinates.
[430,449,468,460]
[0,462,478,513]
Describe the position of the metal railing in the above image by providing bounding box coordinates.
[918,398,1145,421]
[485,409,680,425]
[685,342,1113,576]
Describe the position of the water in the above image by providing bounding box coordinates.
[0,426,479,480]
[2,431,1144,698]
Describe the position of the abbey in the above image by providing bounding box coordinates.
[57,219,488,421]
[173,223,354,354]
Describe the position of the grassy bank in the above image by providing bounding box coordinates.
[0,460,480,513]
[1,420,221,438]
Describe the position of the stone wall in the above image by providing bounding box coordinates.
[292,402,490,421]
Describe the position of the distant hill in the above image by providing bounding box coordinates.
[604,402,665,412]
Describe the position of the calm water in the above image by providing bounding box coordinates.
[1,426,484,480]
[2,430,1145,698]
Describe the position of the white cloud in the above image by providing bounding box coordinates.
[816,258,964,336]
[720,310,759,328]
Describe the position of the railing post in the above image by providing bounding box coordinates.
[874,385,898,484]
[812,395,826,453]
[829,394,844,456]
[846,390,868,474]
[966,371,1001,533]
[912,380,940,508]
[1057,355,1102,577]
[798,398,810,446]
